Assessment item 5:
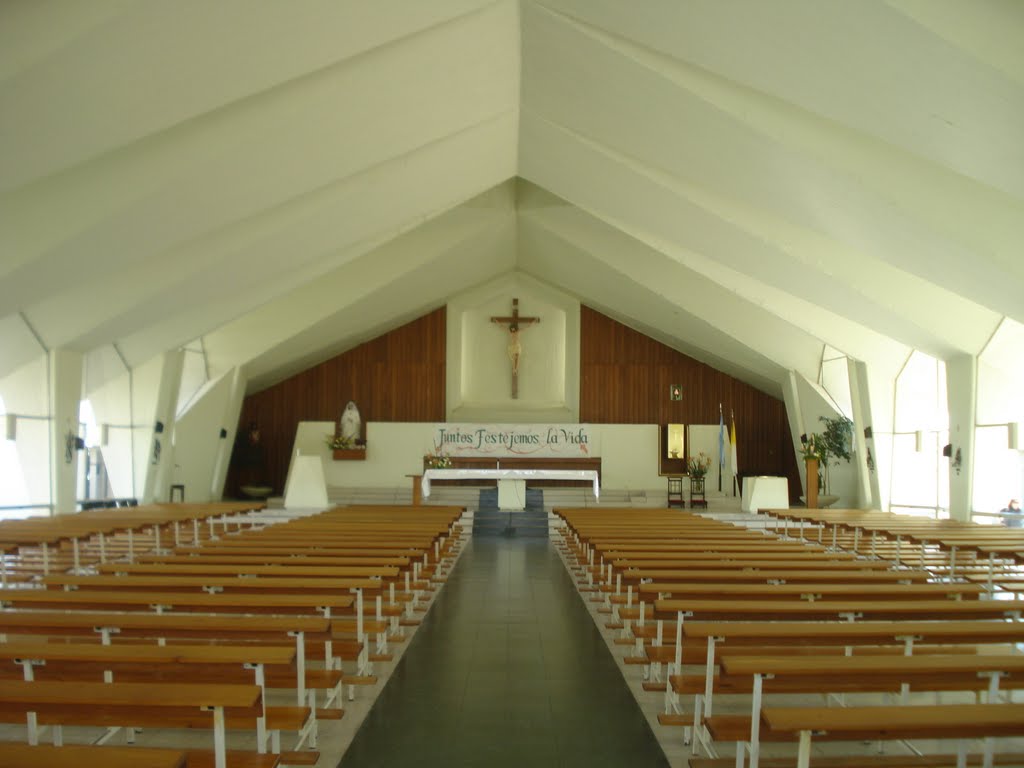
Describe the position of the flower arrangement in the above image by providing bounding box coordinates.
[326,434,363,450]
[424,452,452,469]
[800,433,821,461]
[686,452,711,478]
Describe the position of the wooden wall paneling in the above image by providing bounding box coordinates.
[579,306,800,498]
[227,309,447,496]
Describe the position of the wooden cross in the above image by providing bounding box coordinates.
[490,298,540,399]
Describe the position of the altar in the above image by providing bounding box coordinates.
[421,468,600,510]
[741,475,790,513]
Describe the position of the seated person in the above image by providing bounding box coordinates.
[1000,499,1022,528]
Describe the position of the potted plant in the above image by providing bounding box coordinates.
[812,416,853,496]
[686,452,711,478]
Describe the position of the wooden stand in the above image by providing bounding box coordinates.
[666,476,685,508]
[407,474,423,506]
[805,457,819,509]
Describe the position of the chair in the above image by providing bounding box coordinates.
[689,475,707,509]
[667,476,685,508]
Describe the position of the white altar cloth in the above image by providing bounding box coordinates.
[741,475,789,513]
[421,468,600,504]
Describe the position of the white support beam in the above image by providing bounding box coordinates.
[210,367,247,501]
[848,359,880,509]
[946,354,977,522]
[141,351,185,504]
[48,348,84,515]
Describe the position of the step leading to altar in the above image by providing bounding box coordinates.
[473,488,548,537]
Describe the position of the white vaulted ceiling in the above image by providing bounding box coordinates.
[2,0,1022,397]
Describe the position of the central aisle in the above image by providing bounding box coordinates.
[337,536,669,767]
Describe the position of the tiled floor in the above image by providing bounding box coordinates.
[337,536,669,768]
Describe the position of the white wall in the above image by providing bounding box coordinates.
[447,272,580,423]
[0,355,51,509]
[291,420,737,497]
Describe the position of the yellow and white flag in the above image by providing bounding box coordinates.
[730,414,738,479]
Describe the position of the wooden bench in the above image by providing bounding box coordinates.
[0,587,354,617]
[688,755,1024,768]
[0,743,195,768]
[0,610,332,704]
[0,679,262,768]
[664,619,1024,726]
[704,654,1024,767]
[0,640,325,752]
[760,703,1024,768]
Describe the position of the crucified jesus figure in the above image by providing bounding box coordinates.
[490,298,539,399]
[506,323,522,375]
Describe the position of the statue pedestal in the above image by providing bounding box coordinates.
[332,448,366,461]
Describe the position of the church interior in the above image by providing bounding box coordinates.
[1,2,1024,767]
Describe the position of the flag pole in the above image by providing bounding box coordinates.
[718,403,723,493]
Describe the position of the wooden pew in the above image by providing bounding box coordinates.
[759,703,1024,768]
[0,587,354,617]
[715,654,1024,767]
[0,744,190,768]
[0,679,261,768]
[0,641,298,752]
[0,610,331,704]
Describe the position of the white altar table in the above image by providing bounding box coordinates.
[741,475,789,513]
[421,469,600,510]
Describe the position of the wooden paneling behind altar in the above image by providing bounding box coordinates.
[579,307,800,499]
[231,305,798,499]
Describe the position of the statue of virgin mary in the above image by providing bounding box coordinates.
[340,401,362,443]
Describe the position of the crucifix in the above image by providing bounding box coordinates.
[490,298,540,399]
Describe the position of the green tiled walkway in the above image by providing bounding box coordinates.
[337,536,669,767]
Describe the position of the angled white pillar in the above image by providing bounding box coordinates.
[848,359,880,509]
[141,351,185,504]
[945,354,977,522]
[49,349,84,515]
[782,370,807,496]
[210,367,247,501]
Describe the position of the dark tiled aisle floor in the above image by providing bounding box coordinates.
[336,536,670,768]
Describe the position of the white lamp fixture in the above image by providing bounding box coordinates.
[914,430,924,453]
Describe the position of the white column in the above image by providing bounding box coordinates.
[210,367,247,500]
[49,348,84,515]
[946,354,977,522]
[848,359,880,509]
[782,369,807,496]
[142,350,185,503]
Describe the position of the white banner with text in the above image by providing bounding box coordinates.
[429,424,598,458]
